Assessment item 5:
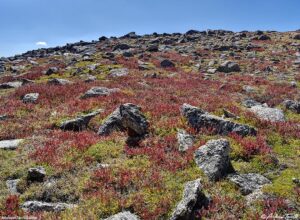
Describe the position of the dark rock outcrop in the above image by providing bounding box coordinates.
[181,104,256,136]
[98,103,149,146]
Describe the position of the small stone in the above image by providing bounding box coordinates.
[22,93,39,104]
[27,166,46,182]
[217,61,240,73]
[160,59,175,68]
[22,201,76,212]
[109,68,129,77]
[81,87,119,99]
[45,67,59,75]
[6,179,20,194]
[177,129,194,152]
[105,211,140,220]
[48,78,72,85]
[0,139,24,150]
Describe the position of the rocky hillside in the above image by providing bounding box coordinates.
[0,30,300,219]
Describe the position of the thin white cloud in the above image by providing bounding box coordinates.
[36,41,47,47]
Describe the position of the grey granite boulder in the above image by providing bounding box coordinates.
[217,61,240,73]
[250,105,285,122]
[228,173,271,195]
[81,87,119,99]
[60,110,102,131]
[22,93,39,104]
[181,104,256,137]
[0,139,24,150]
[0,81,23,89]
[170,179,208,220]
[194,139,234,181]
[105,211,140,220]
[22,201,76,212]
[109,68,129,77]
[177,129,194,152]
[47,78,72,85]
[6,179,20,194]
[283,100,300,114]
[98,103,149,146]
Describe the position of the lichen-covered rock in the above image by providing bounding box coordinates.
[177,129,194,152]
[250,105,285,122]
[194,139,234,181]
[22,201,76,212]
[109,68,129,77]
[242,99,262,108]
[6,179,20,194]
[105,211,140,220]
[98,103,149,146]
[48,78,72,85]
[228,173,271,195]
[283,100,300,114]
[27,166,46,182]
[170,179,208,220]
[0,81,23,89]
[45,67,59,75]
[22,93,39,103]
[217,61,240,73]
[60,110,102,131]
[181,104,256,136]
[81,87,119,99]
[0,139,24,150]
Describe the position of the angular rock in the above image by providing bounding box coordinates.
[181,104,256,136]
[228,173,271,195]
[27,166,46,182]
[194,139,234,181]
[81,87,119,99]
[0,81,23,89]
[105,211,140,220]
[170,179,208,220]
[98,103,149,146]
[160,59,175,68]
[45,67,59,75]
[250,105,285,122]
[22,201,76,212]
[113,43,130,51]
[293,34,300,40]
[283,100,300,114]
[217,61,240,73]
[6,179,20,194]
[242,99,261,108]
[47,78,72,85]
[109,68,129,77]
[22,93,39,104]
[60,110,102,131]
[177,129,194,152]
[0,115,8,121]
[0,139,23,150]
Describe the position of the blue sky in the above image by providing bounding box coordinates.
[1,0,299,57]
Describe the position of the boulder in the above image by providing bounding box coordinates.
[194,139,234,181]
[22,93,39,104]
[0,81,23,89]
[98,103,149,146]
[0,139,24,150]
[81,87,119,99]
[242,99,261,108]
[47,78,72,85]
[283,100,300,114]
[109,68,129,77]
[177,129,194,152]
[113,43,131,51]
[60,110,102,131]
[217,61,240,73]
[293,34,300,40]
[181,104,256,136]
[27,166,46,182]
[22,201,76,212]
[6,179,20,194]
[250,105,285,122]
[170,179,208,220]
[105,211,140,220]
[160,59,175,68]
[228,173,271,195]
[45,67,59,75]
